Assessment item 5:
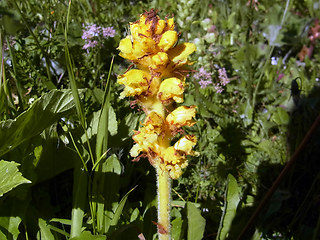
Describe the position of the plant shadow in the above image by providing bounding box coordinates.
[228,84,320,239]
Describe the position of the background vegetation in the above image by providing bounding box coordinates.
[1,0,320,239]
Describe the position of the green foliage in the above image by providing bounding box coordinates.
[0,89,77,157]
[217,174,240,240]
[0,0,320,239]
[0,160,31,197]
[187,202,206,240]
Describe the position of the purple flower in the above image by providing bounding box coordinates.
[83,40,99,50]
[194,67,212,81]
[82,24,116,50]
[194,67,212,88]
[218,68,230,86]
[214,84,224,93]
[82,24,101,40]
[199,80,213,88]
[277,73,285,81]
[102,27,116,38]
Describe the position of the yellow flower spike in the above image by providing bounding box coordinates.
[163,146,180,164]
[158,31,178,52]
[117,9,198,240]
[166,105,196,127]
[117,69,151,98]
[130,128,158,157]
[170,165,184,179]
[174,135,197,155]
[158,77,185,103]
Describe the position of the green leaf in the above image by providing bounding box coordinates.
[70,231,106,240]
[264,25,284,47]
[0,215,21,240]
[108,106,118,136]
[0,90,76,157]
[70,168,88,238]
[217,174,240,240]
[271,107,289,125]
[172,217,184,240]
[38,218,54,240]
[130,208,140,222]
[0,160,31,197]
[96,97,110,161]
[110,185,137,227]
[187,202,206,240]
[94,154,122,233]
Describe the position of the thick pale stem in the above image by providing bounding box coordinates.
[156,165,171,240]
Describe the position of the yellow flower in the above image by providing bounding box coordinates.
[168,43,196,66]
[158,31,178,52]
[158,77,185,103]
[151,52,169,69]
[117,69,151,98]
[130,111,165,158]
[144,111,165,134]
[174,135,197,155]
[166,106,196,128]
[162,146,189,179]
[161,43,197,78]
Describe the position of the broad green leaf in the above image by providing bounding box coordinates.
[70,231,106,240]
[217,174,240,240]
[0,215,21,240]
[172,217,184,240]
[38,218,54,240]
[187,202,205,240]
[0,90,76,157]
[0,195,30,239]
[0,160,31,197]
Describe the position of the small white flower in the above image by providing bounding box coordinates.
[28,98,35,104]
[271,57,278,65]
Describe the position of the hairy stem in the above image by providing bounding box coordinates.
[157,166,171,240]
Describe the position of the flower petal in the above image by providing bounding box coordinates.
[158,31,178,52]
[167,43,196,64]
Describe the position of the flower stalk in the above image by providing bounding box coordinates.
[117,9,197,239]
